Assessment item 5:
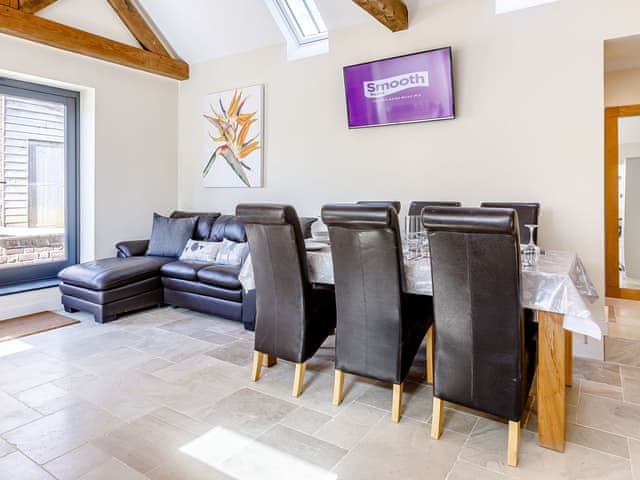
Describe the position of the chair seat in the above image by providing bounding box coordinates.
[59,256,173,291]
[197,264,242,289]
[160,261,210,281]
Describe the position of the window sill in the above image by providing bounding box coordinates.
[0,278,60,297]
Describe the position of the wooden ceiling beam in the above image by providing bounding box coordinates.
[0,0,19,9]
[353,0,408,32]
[106,0,171,57]
[19,0,57,14]
[0,6,189,80]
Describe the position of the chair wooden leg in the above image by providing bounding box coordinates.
[565,330,573,387]
[292,362,306,397]
[426,326,434,385]
[251,351,264,382]
[431,397,444,439]
[263,354,277,367]
[391,383,403,423]
[333,369,345,406]
[508,420,521,467]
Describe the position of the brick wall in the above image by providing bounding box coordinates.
[0,233,65,266]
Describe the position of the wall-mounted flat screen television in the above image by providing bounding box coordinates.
[343,47,455,128]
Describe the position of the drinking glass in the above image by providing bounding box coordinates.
[522,224,540,267]
[404,215,422,259]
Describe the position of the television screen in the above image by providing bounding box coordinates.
[343,47,455,128]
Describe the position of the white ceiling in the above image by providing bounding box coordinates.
[36,0,448,64]
[605,35,640,72]
[39,0,140,48]
[135,0,443,63]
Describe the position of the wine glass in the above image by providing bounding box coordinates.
[522,224,539,267]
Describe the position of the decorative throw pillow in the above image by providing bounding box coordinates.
[146,213,197,258]
[215,239,249,266]
[179,239,221,263]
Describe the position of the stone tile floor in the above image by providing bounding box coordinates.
[0,306,638,479]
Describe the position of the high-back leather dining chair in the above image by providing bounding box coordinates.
[408,201,461,216]
[480,202,540,243]
[236,204,336,397]
[356,201,401,214]
[423,206,536,467]
[322,204,434,422]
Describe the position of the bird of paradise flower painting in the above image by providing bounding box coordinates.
[202,85,263,187]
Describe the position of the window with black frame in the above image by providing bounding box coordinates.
[0,78,79,294]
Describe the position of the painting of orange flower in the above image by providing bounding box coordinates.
[203,85,263,187]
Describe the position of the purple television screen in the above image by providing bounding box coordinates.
[343,47,455,128]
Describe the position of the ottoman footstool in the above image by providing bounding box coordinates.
[58,257,173,323]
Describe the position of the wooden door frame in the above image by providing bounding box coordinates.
[605,104,640,299]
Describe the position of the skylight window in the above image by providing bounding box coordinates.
[278,0,328,44]
[496,0,559,14]
[265,0,329,60]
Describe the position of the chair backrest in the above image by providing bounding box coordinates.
[356,201,401,214]
[236,204,310,361]
[322,204,406,383]
[423,206,526,421]
[408,201,461,216]
[480,202,540,243]
[170,211,221,241]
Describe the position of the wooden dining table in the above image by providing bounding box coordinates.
[239,246,602,452]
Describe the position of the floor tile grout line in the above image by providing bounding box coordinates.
[573,392,640,446]
[443,415,481,479]
[629,437,638,480]
[446,459,509,480]
[328,414,387,473]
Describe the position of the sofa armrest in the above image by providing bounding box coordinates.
[115,240,149,258]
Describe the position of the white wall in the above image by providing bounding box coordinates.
[178,0,640,301]
[606,68,640,106]
[0,33,179,319]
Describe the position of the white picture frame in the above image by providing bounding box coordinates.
[202,84,263,188]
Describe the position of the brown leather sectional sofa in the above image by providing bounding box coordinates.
[58,211,257,330]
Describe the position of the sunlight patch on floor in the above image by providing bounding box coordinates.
[180,426,338,480]
[0,339,33,357]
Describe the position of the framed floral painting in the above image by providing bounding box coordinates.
[202,85,263,188]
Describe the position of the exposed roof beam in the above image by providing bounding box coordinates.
[19,0,57,14]
[353,0,408,32]
[0,6,189,79]
[106,0,171,57]
[0,0,19,9]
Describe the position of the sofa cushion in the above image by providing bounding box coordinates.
[170,211,221,241]
[146,213,197,257]
[162,277,242,302]
[58,257,172,291]
[209,215,247,242]
[160,260,210,281]
[198,264,242,290]
[60,277,162,304]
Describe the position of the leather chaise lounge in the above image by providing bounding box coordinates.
[58,211,257,329]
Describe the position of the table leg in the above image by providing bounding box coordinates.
[537,311,566,452]
[565,331,573,387]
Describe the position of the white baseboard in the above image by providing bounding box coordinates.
[0,287,61,321]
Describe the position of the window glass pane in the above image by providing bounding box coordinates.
[283,0,327,38]
[0,94,69,272]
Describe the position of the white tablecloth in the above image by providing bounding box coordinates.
[239,248,602,339]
